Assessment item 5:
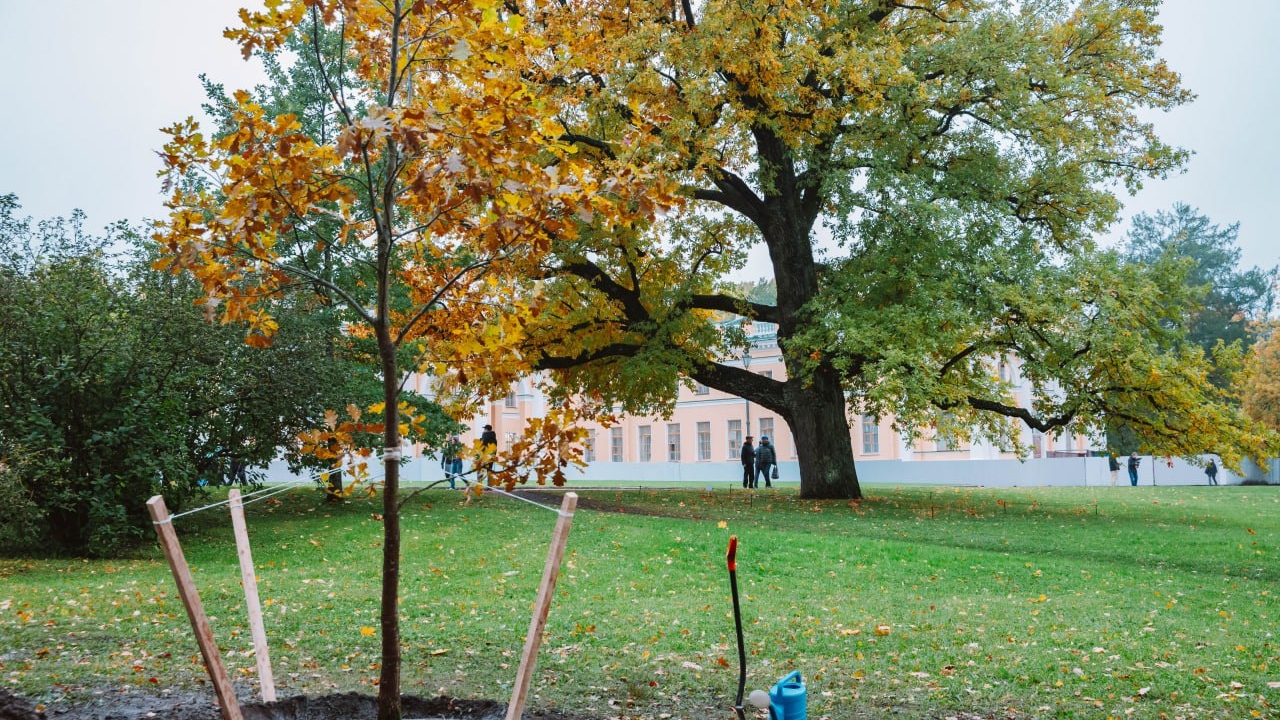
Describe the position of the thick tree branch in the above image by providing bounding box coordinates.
[559,132,617,161]
[558,258,649,321]
[534,342,643,369]
[689,359,790,418]
[960,395,1075,433]
[691,169,766,226]
[688,293,779,323]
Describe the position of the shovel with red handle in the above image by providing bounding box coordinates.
[727,535,747,720]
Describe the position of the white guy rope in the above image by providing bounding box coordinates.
[483,484,575,517]
[154,457,398,524]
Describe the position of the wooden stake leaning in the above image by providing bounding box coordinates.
[229,489,276,702]
[505,492,578,720]
[147,495,245,720]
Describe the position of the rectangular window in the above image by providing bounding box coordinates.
[639,425,652,462]
[727,420,742,459]
[585,430,597,462]
[610,427,623,462]
[667,423,681,462]
[861,416,879,455]
[758,417,774,444]
[504,391,517,408]
[762,370,773,379]
[696,421,711,461]
[694,382,710,395]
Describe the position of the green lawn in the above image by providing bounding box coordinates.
[1,483,1276,719]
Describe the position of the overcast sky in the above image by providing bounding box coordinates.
[0,1,1275,274]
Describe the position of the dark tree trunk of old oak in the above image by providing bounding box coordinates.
[783,368,861,500]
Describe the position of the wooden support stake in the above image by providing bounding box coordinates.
[147,495,245,720]
[229,489,276,702]
[505,492,578,720]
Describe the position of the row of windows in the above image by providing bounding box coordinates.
[576,415,1044,459]
[581,415,883,461]
[580,419,1083,460]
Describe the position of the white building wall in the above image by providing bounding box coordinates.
[526,455,1241,487]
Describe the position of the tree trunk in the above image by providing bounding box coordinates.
[782,367,862,500]
[376,33,405,714]
[748,136,860,499]
[376,328,402,720]
[325,467,343,502]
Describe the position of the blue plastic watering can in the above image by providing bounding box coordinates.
[768,671,806,720]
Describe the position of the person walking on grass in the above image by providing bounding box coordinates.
[478,424,498,484]
[740,436,756,488]
[480,424,498,451]
[1127,452,1141,486]
[441,434,464,489]
[1205,458,1219,486]
[1108,452,1120,486]
[755,436,777,488]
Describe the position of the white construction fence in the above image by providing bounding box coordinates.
[267,454,1275,488]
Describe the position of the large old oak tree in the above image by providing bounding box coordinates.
[511,0,1274,498]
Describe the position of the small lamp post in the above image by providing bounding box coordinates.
[742,321,753,437]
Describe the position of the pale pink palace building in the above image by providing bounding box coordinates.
[406,322,1094,479]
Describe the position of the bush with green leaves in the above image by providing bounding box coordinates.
[0,195,388,556]
[0,442,46,553]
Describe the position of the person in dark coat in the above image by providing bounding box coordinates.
[1205,458,1219,485]
[479,424,498,482]
[1107,452,1120,486]
[1127,453,1141,486]
[755,436,777,488]
[740,436,756,488]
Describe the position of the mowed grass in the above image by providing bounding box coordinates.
[1,483,1276,719]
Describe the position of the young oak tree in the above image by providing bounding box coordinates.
[154,1,665,717]
[491,0,1277,497]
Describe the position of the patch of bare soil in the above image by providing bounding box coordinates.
[1,690,44,720]
[5,689,596,720]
